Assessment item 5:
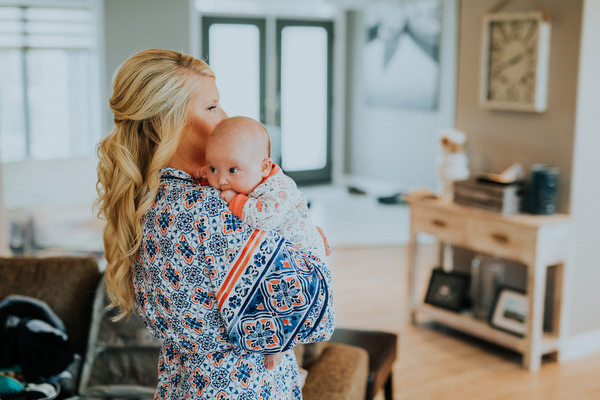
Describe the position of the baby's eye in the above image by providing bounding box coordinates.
[229,167,238,174]
[210,167,217,173]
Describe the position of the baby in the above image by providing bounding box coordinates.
[201,116,330,369]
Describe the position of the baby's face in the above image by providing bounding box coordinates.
[205,135,267,195]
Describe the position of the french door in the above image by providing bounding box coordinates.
[202,16,333,184]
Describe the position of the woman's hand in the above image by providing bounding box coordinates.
[220,189,238,204]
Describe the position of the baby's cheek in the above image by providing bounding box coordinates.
[206,177,219,189]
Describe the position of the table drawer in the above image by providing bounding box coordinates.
[411,206,466,243]
[467,218,537,263]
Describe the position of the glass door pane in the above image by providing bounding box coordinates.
[202,17,265,122]
[278,20,333,184]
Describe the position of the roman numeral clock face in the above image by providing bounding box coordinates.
[487,19,539,103]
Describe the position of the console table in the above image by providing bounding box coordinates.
[407,197,571,371]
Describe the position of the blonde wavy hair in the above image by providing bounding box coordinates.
[95,49,215,320]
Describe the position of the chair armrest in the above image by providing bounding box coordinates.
[302,342,369,400]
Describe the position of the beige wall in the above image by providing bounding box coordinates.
[455,0,582,214]
[456,0,600,337]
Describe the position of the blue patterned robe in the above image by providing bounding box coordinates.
[132,168,335,399]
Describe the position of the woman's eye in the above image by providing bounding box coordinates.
[229,167,238,174]
[208,105,217,111]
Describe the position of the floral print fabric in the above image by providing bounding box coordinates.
[241,166,327,260]
[132,168,335,399]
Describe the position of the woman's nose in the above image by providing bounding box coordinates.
[219,108,228,120]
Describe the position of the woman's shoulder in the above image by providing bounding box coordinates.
[154,168,221,207]
[158,168,218,192]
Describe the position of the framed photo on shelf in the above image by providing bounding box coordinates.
[424,268,471,312]
[490,287,529,337]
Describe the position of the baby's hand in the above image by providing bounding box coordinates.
[264,353,286,370]
[220,189,238,204]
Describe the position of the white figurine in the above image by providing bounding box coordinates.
[438,129,469,199]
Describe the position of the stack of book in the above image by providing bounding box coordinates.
[453,179,523,215]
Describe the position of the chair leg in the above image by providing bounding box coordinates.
[365,379,375,400]
[384,374,393,400]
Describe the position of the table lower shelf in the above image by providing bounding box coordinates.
[413,303,559,355]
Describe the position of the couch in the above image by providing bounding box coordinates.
[0,256,369,400]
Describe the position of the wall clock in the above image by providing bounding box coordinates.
[479,11,551,112]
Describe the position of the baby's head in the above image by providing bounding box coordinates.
[204,116,272,194]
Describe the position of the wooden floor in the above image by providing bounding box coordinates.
[328,245,600,400]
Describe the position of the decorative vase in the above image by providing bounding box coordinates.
[470,254,505,320]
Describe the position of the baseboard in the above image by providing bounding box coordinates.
[561,329,600,362]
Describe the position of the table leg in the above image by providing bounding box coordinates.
[408,231,418,324]
[524,259,547,371]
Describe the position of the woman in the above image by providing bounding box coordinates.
[95,49,335,399]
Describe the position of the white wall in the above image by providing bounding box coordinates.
[568,0,600,336]
[0,162,9,256]
[345,0,457,192]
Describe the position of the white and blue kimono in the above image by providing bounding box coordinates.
[132,168,335,399]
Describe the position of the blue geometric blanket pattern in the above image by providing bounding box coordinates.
[132,168,334,399]
[217,229,333,354]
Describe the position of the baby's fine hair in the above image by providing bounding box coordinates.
[210,116,271,157]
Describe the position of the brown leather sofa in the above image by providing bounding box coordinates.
[0,256,101,362]
[0,256,369,400]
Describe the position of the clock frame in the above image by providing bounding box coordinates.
[479,11,551,112]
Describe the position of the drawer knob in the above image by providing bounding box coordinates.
[491,233,509,244]
[431,219,447,228]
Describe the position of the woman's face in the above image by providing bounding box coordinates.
[172,75,228,174]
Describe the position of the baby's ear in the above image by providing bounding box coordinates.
[195,166,207,180]
[261,158,273,177]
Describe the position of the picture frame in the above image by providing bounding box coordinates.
[489,286,529,337]
[424,268,471,312]
[479,11,551,113]
[363,0,442,110]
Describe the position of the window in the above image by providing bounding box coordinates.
[0,4,100,162]
[202,17,265,123]
[278,20,332,183]
[201,16,333,185]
